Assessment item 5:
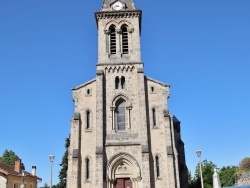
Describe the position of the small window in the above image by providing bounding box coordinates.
[86,110,90,129]
[151,86,154,92]
[86,158,90,180]
[121,25,129,54]
[116,99,126,131]
[85,88,92,96]
[115,76,119,89]
[156,155,160,177]
[152,108,156,127]
[121,76,125,89]
[110,26,116,54]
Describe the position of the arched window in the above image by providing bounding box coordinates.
[110,26,116,54]
[86,158,90,180]
[155,155,160,177]
[116,99,126,130]
[152,108,156,127]
[86,110,90,129]
[115,76,119,89]
[121,25,129,54]
[121,76,125,89]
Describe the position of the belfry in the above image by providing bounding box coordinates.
[66,0,188,187]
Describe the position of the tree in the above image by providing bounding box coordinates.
[0,149,19,165]
[56,136,70,188]
[219,166,236,187]
[193,159,217,188]
[188,170,192,186]
[0,149,25,170]
[236,157,250,185]
[239,157,250,172]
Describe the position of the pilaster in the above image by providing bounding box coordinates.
[95,70,104,187]
[67,113,81,188]
[164,113,179,188]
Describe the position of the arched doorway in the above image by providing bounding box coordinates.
[106,153,141,188]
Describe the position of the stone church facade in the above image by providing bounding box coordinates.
[67,0,188,188]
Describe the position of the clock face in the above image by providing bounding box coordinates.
[112,2,123,10]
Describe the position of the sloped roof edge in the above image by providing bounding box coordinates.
[145,76,170,87]
[72,78,96,90]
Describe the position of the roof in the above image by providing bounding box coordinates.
[0,163,42,181]
[146,76,170,87]
[173,115,181,123]
[72,78,96,90]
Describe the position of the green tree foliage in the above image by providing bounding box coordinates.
[189,158,250,188]
[188,170,192,185]
[0,149,19,165]
[189,178,201,188]
[192,159,217,188]
[0,149,25,170]
[219,166,236,187]
[238,157,250,172]
[56,137,70,188]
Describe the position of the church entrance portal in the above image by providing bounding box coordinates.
[115,178,132,188]
[106,153,141,188]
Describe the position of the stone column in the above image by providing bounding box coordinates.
[110,106,115,130]
[117,29,122,55]
[129,28,134,52]
[126,106,132,129]
[104,30,110,55]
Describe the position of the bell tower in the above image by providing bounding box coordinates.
[95,0,142,64]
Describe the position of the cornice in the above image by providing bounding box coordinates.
[95,10,141,20]
[96,61,143,66]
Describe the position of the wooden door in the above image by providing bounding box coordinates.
[124,178,132,188]
[115,178,132,188]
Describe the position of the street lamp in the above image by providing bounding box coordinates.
[49,154,55,188]
[196,149,204,188]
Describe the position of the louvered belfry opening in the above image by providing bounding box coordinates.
[110,26,116,54]
[122,25,129,54]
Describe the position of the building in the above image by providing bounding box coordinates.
[67,0,188,187]
[0,159,42,188]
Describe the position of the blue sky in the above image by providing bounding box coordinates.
[1,0,250,186]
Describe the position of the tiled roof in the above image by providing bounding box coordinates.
[0,163,42,180]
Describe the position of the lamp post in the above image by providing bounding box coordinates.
[49,154,55,188]
[196,150,204,188]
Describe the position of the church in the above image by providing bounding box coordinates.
[66,0,188,187]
